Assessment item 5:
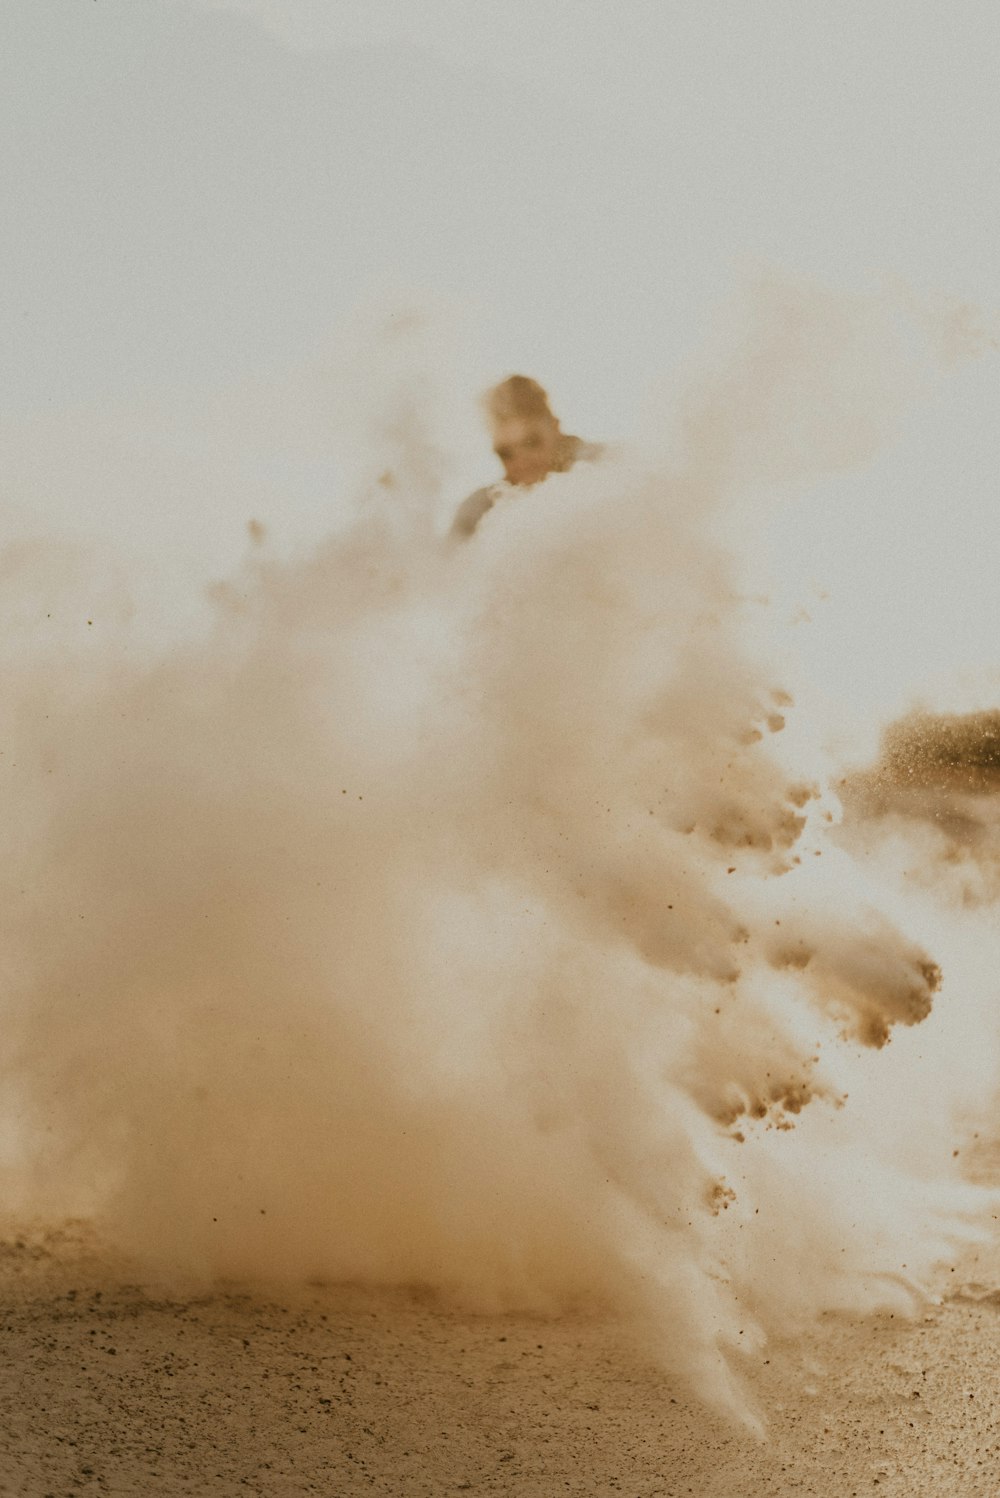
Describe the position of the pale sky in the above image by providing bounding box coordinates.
[7,1,998,416]
[3,0,999,704]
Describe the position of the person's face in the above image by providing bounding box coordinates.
[490,415,560,487]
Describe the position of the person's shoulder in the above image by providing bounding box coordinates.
[576,438,605,463]
[450,485,501,539]
[559,435,605,470]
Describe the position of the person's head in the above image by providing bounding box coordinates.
[483,375,562,487]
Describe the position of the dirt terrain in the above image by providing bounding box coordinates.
[3,1223,1000,1498]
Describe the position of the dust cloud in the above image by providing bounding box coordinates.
[0,280,997,1426]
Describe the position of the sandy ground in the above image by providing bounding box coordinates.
[3,1224,1000,1497]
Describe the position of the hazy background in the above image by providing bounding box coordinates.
[4,0,998,714]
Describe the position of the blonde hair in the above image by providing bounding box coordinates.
[482,375,559,428]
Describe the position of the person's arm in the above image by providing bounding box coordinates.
[449,486,497,540]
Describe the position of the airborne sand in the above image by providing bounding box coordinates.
[3,286,1000,1493]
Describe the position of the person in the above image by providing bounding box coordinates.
[450,375,602,539]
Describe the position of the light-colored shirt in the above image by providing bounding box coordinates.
[449,435,603,540]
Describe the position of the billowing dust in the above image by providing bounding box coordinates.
[1,278,997,1426]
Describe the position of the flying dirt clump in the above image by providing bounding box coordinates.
[840,711,1000,909]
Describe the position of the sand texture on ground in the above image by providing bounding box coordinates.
[3,1224,1000,1498]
